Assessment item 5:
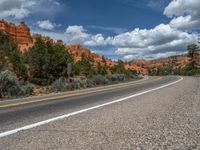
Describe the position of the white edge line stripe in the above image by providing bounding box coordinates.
[0,77,183,138]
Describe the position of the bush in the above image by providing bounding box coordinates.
[69,80,81,90]
[0,70,21,97]
[127,73,138,79]
[106,74,116,82]
[51,77,100,92]
[105,74,120,82]
[50,77,69,92]
[118,74,126,81]
[29,78,50,86]
[92,75,107,85]
[51,78,83,92]
[20,84,33,96]
[80,81,88,88]
[86,80,96,88]
[0,70,33,98]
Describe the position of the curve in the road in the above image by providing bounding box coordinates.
[0,76,183,138]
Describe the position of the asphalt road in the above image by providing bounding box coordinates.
[1,76,199,149]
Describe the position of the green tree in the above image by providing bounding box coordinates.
[187,44,199,69]
[26,38,74,85]
[187,44,199,58]
[111,60,126,74]
[74,57,95,77]
[97,62,107,75]
[0,31,27,79]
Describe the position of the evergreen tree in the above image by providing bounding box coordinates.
[26,38,74,85]
[187,44,199,69]
[0,31,27,79]
[111,60,126,74]
[187,44,199,58]
[74,57,95,77]
[97,62,107,75]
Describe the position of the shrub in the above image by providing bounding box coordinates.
[0,70,32,98]
[80,81,88,88]
[51,77,69,92]
[69,80,81,90]
[51,78,83,92]
[106,74,120,82]
[127,73,138,79]
[92,75,106,85]
[118,74,126,81]
[0,70,20,97]
[29,78,50,86]
[20,84,33,96]
[86,80,96,88]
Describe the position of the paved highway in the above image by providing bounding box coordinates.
[0,76,199,149]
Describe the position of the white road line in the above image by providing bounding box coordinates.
[0,77,183,138]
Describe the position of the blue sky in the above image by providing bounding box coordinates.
[0,0,199,60]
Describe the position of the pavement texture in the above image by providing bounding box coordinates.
[0,77,200,149]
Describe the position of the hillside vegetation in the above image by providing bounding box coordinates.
[149,44,200,76]
[0,31,139,99]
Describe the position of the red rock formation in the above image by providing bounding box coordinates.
[129,55,192,75]
[66,44,110,67]
[66,44,118,74]
[124,63,148,75]
[0,19,33,52]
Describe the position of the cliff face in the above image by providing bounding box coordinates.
[0,19,33,52]
[66,44,117,68]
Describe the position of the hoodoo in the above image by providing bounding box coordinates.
[0,19,33,52]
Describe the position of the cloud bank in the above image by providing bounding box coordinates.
[0,0,60,19]
[0,0,36,19]
[164,0,200,30]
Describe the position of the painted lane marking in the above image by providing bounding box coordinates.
[0,77,161,109]
[0,77,183,138]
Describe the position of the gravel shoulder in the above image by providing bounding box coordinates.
[0,77,200,149]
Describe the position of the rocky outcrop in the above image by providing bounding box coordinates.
[0,19,33,52]
[66,44,117,68]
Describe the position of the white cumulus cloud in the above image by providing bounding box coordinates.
[37,20,59,30]
[0,0,36,19]
[114,24,197,56]
[47,23,198,59]
[164,0,200,30]
[65,25,109,46]
[0,0,61,19]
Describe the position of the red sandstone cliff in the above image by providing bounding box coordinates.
[65,44,117,68]
[0,19,33,52]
